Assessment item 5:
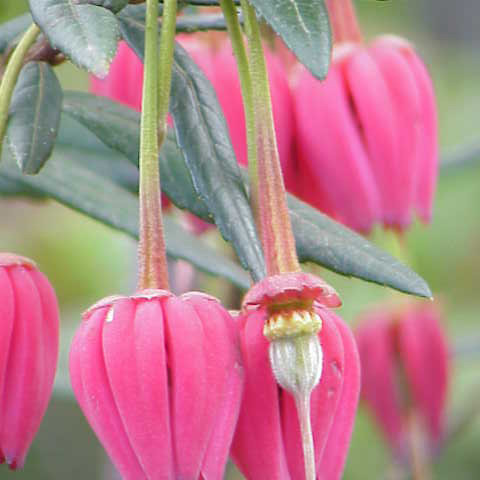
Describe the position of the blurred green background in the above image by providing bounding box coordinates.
[1,0,479,478]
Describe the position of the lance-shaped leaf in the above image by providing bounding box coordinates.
[29,0,119,77]
[62,91,211,219]
[248,0,331,79]
[6,61,62,174]
[0,13,32,54]
[88,0,129,13]
[0,118,251,290]
[288,196,432,298]
[63,91,431,298]
[119,12,266,282]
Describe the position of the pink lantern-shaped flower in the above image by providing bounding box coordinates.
[293,35,438,233]
[0,253,59,469]
[355,302,449,460]
[231,272,361,479]
[69,290,244,480]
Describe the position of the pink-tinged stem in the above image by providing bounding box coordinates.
[242,0,300,276]
[137,0,170,290]
[326,0,363,44]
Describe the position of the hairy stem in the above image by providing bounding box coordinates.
[219,0,258,215]
[137,0,170,290]
[242,1,300,276]
[0,23,40,160]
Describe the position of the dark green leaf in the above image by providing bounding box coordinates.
[0,117,251,289]
[248,0,331,79]
[119,12,266,282]
[0,175,44,197]
[61,90,430,297]
[288,195,432,298]
[0,13,32,54]
[62,91,212,219]
[6,61,62,174]
[29,0,120,77]
[84,0,129,13]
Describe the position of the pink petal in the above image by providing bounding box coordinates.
[0,267,47,468]
[163,295,217,479]
[398,305,449,447]
[294,63,380,232]
[369,41,423,229]
[184,294,244,480]
[102,298,174,479]
[231,309,291,479]
[69,306,146,479]
[355,312,406,453]
[318,310,361,480]
[403,49,438,223]
[344,48,399,227]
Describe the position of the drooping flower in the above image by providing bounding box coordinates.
[69,290,243,480]
[293,35,438,233]
[355,302,449,460]
[231,272,361,479]
[0,253,59,469]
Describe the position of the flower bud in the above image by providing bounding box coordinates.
[70,289,244,480]
[0,253,59,469]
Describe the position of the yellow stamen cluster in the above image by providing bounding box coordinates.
[264,309,322,340]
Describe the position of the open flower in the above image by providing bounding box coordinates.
[355,302,449,460]
[231,273,361,479]
[0,253,59,469]
[293,35,437,233]
[69,290,243,480]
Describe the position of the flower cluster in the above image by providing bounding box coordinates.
[91,34,437,234]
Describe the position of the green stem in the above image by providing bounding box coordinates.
[137,0,170,290]
[242,1,300,276]
[219,0,258,216]
[157,0,177,145]
[0,23,40,160]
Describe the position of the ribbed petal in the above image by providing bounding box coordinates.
[0,267,46,469]
[294,63,380,232]
[185,294,244,480]
[0,268,15,464]
[344,48,399,227]
[163,295,215,479]
[231,309,291,479]
[404,49,438,223]
[102,298,174,479]
[398,305,449,447]
[355,313,406,453]
[318,311,361,480]
[69,306,146,479]
[281,308,345,479]
[370,40,422,229]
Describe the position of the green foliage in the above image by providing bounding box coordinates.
[7,61,62,174]
[248,0,331,79]
[29,0,120,77]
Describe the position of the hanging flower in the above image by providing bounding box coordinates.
[231,272,361,479]
[69,290,244,480]
[0,253,59,469]
[355,302,449,460]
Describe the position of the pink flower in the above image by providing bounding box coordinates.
[0,253,59,469]
[293,36,438,233]
[69,290,243,480]
[231,273,361,479]
[355,302,449,459]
